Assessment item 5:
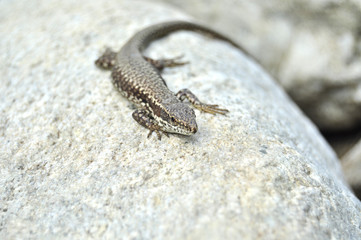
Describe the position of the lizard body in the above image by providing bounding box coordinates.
[95,21,247,139]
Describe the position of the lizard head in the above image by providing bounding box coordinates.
[156,103,198,135]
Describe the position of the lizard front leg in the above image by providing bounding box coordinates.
[132,109,169,140]
[176,89,229,115]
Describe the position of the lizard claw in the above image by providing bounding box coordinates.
[194,103,229,115]
[161,54,189,67]
[176,88,229,115]
[147,129,169,140]
[144,55,189,70]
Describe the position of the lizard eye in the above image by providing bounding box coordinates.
[170,117,176,123]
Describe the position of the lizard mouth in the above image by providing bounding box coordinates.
[163,121,197,135]
[175,123,198,135]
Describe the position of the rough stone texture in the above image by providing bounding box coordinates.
[159,0,361,131]
[1,0,361,239]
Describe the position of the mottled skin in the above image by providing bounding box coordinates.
[95,21,246,139]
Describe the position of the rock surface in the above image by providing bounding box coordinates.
[1,0,361,239]
[160,0,361,131]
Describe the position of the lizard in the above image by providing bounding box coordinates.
[95,21,249,140]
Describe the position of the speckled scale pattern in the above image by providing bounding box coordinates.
[111,56,178,118]
[96,21,235,137]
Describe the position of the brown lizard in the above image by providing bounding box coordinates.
[95,21,248,139]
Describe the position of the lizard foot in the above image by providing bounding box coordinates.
[144,55,189,71]
[176,88,229,115]
[193,103,229,115]
[147,128,169,140]
[132,109,169,140]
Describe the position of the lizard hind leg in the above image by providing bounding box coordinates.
[176,89,229,115]
[95,48,117,70]
[144,55,189,71]
[132,109,169,140]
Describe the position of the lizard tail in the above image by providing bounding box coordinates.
[127,20,254,60]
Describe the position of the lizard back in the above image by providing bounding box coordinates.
[113,21,250,110]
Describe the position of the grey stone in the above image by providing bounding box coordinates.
[160,0,361,131]
[1,0,360,239]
